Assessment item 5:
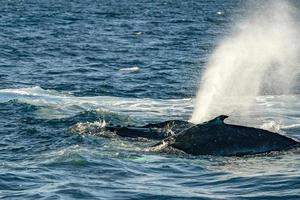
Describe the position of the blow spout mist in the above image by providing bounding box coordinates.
[190,0,300,124]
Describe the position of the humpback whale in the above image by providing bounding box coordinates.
[70,115,300,156]
[149,115,300,156]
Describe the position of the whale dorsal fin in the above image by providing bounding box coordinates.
[206,115,229,125]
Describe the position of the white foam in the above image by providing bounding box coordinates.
[0,86,192,120]
[69,120,107,135]
[119,66,140,72]
[260,120,282,132]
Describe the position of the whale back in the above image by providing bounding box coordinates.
[169,118,299,156]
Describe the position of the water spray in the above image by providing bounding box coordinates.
[190,0,300,124]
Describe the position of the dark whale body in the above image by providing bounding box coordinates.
[72,115,300,156]
[151,116,300,156]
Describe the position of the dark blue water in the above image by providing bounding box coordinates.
[1,1,300,199]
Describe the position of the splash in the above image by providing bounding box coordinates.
[190,0,300,123]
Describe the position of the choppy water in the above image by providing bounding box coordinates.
[1,1,300,199]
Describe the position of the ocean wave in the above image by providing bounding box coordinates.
[281,123,300,129]
[0,86,192,121]
[1,87,300,130]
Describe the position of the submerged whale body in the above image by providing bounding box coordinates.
[150,115,300,156]
[105,120,193,140]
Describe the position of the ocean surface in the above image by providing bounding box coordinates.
[1,0,300,199]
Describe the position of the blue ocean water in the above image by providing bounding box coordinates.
[0,0,300,199]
